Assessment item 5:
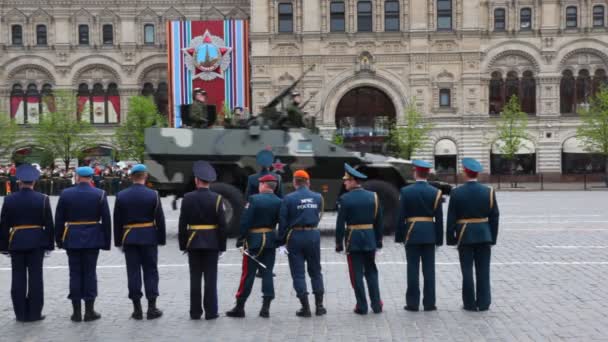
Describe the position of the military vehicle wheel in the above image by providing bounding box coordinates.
[363,180,400,236]
[210,182,245,238]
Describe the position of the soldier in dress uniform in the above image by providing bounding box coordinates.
[245,150,283,198]
[113,164,166,320]
[278,170,326,317]
[226,174,282,318]
[395,160,444,312]
[447,158,499,312]
[189,88,217,128]
[178,161,227,320]
[55,166,111,322]
[0,164,54,322]
[335,163,384,315]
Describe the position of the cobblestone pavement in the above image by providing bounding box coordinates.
[1,192,608,341]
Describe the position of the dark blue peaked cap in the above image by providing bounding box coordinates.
[343,163,367,180]
[193,161,217,182]
[16,164,40,182]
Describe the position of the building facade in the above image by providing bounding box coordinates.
[0,1,249,163]
[250,0,608,175]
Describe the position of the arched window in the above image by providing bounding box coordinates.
[140,82,168,117]
[36,25,47,46]
[566,6,577,28]
[357,1,373,32]
[494,8,506,31]
[592,69,608,95]
[41,84,54,114]
[330,1,346,32]
[520,8,532,30]
[102,24,114,45]
[10,85,25,123]
[560,70,575,114]
[78,25,89,45]
[144,24,155,44]
[437,0,452,30]
[11,25,23,46]
[593,6,605,27]
[278,3,293,33]
[10,83,53,124]
[505,71,520,102]
[521,71,536,114]
[576,69,591,106]
[489,71,504,115]
[77,83,121,124]
[385,0,400,32]
[142,83,155,96]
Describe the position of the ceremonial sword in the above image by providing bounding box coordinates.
[241,248,267,269]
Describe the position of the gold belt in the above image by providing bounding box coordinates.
[292,226,317,231]
[186,225,218,249]
[347,224,373,230]
[250,227,273,233]
[405,217,434,242]
[122,222,155,244]
[62,221,99,242]
[456,218,489,246]
[9,225,42,244]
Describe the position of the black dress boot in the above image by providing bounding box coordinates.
[147,298,163,320]
[84,300,101,322]
[314,293,327,316]
[296,296,312,317]
[259,298,272,318]
[131,299,143,320]
[226,298,246,318]
[71,300,82,322]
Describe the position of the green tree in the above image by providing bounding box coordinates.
[577,86,608,184]
[0,115,19,160]
[387,102,432,160]
[331,132,344,146]
[34,90,98,170]
[115,96,166,163]
[494,95,528,185]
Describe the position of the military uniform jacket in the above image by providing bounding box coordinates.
[395,181,444,246]
[55,183,112,250]
[190,100,208,128]
[178,188,227,251]
[335,188,383,252]
[446,181,499,246]
[0,189,54,251]
[239,192,282,250]
[278,187,324,245]
[113,184,166,247]
[245,169,283,198]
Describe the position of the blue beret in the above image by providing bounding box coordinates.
[412,159,432,169]
[256,150,274,168]
[193,161,217,182]
[342,163,367,180]
[130,164,147,174]
[76,166,94,177]
[16,164,40,182]
[462,158,483,173]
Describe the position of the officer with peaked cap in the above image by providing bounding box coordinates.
[113,164,166,320]
[335,163,384,315]
[226,174,282,318]
[178,161,227,320]
[447,158,499,311]
[0,164,53,322]
[245,150,283,198]
[55,166,111,322]
[278,169,326,317]
[396,160,444,312]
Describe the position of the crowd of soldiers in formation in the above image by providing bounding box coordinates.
[0,151,498,324]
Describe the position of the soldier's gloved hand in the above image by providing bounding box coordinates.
[335,244,344,253]
[278,245,288,256]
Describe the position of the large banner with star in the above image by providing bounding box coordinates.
[167,20,250,128]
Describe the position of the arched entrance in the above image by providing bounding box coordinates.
[81,145,115,168]
[562,137,606,174]
[12,146,52,168]
[490,139,536,175]
[434,139,458,174]
[335,86,396,153]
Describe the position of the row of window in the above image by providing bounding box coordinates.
[494,5,605,31]
[9,23,156,46]
[277,1,607,33]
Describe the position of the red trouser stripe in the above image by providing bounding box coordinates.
[347,254,355,288]
[235,255,249,298]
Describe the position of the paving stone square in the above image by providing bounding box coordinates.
[1,191,607,341]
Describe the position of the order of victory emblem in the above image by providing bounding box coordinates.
[182,30,232,81]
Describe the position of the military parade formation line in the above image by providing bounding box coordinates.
[0,150,499,322]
